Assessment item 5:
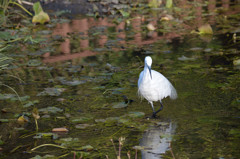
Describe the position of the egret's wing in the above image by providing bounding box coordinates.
[169,84,177,100]
[152,70,177,100]
[137,71,144,99]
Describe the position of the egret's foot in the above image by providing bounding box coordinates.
[145,114,156,119]
[152,113,157,118]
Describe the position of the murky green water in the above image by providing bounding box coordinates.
[0,1,240,158]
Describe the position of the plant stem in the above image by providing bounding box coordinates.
[31,144,67,151]
[35,118,38,132]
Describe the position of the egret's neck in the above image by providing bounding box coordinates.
[143,65,152,80]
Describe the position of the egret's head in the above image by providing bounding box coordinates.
[145,56,152,79]
[145,56,152,67]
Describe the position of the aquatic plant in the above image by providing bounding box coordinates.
[0,0,32,25]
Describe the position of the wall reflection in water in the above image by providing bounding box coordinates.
[42,0,238,63]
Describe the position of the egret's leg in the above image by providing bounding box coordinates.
[153,101,164,117]
[150,101,155,113]
[149,102,157,118]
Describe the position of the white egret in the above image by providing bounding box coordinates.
[138,56,177,117]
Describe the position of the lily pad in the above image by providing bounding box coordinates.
[0,94,15,100]
[76,145,94,151]
[56,138,82,147]
[0,119,9,123]
[0,94,29,102]
[95,119,106,122]
[112,102,128,108]
[60,79,86,86]
[37,88,65,96]
[33,133,58,139]
[38,107,63,114]
[30,155,57,159]
[178,55,196,61]
[27,59,42,67]
[233,59,240,66]
[75,124,93,129]
[12,95,30,101]
[127,112,145,118]
[23,100,39,108]
[105,117,120,124]
[71,117,93,123]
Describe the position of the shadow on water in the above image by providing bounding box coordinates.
[0,0,240,158]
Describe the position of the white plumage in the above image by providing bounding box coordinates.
[138,56,177,117]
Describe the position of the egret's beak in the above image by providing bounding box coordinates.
[148,65,152,79]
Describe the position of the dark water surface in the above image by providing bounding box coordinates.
[0,0,240,158]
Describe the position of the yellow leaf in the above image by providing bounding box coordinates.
[32,108,40,120]
[32,11,50,24]
[52,127,69,132]
[198,24,213,35]
[147,23,156,31]
[18,115,28,123]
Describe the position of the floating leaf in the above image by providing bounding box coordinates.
[59,78,86,86]
[112,102,128,108]
[105,117,120,122]
[37,88,65,96]
[75,124,93,129]
[198,24,213,35]
[0,119,9,123]
[127,112,145,118]
[23,100,39,108]
[178,55,196,61]
[95,119,106,122]
[27,59,42,67]
[30,155,57,159]
[56,138,83,148]
[233,59,240,66]
[38,107,63,114]
[71,117,93,123]
[0,94,15,100]
[76,145,93,151]
[33,133,58,139]
[52,127,69,132]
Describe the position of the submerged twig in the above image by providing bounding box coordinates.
[127,151,130,159]
[19,132,37,138]
[118,137,125,159]
[135,149,137,159]
[169,142,175,159]
[110,138,118,156]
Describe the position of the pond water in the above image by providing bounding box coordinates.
[0,0,240,158]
